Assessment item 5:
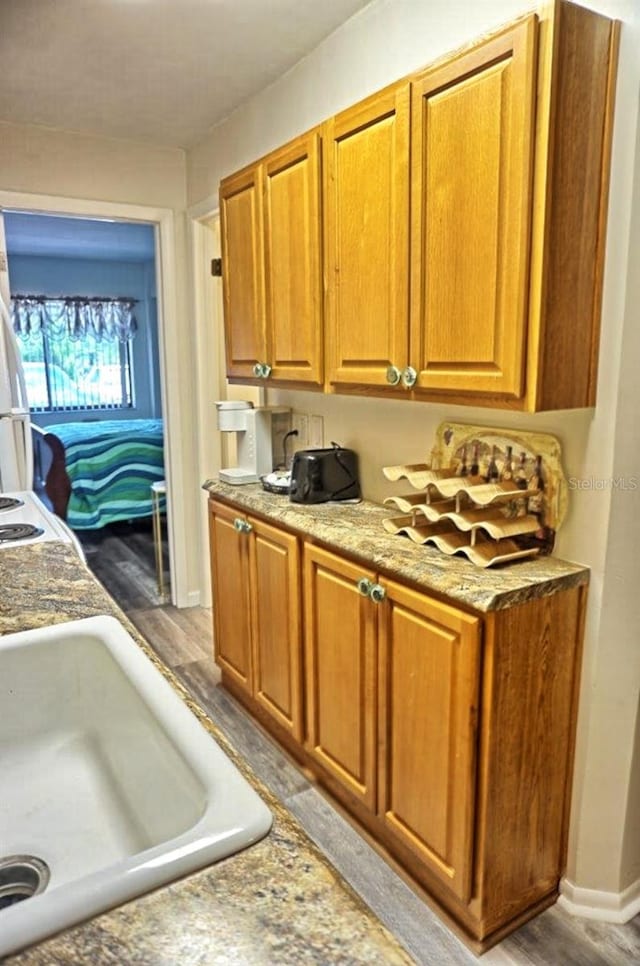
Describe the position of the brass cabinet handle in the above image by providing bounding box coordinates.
[386,365,401,386]
[369,583,386,603]
[401,366,417,389]
[357,577,374,597]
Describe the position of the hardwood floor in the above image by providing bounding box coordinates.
[79,524,640,966]
[79,518,170,609]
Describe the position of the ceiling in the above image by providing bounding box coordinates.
[0,0,372,149]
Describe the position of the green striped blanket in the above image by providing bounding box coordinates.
[47,419,165,530]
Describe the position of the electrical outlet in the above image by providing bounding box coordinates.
[291,412,308,448]
[308,415,324,448]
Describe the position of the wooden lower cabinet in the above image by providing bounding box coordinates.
[208,500,303,740]
[303,545,378,810]
[377,578,481,904]
[208,500,253,691]
[303,545,481,901]
[208,497,586,950]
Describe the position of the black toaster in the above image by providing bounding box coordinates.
[289,446,361,504]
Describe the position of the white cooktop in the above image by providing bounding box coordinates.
[0,491,73,548]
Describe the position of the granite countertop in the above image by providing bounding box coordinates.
[203,480,589,612]
[0,543,413,965]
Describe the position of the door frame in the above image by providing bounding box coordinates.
[188,203,223,608]
[188,194,263,606]
[0,189,190,606]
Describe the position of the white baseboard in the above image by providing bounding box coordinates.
[173,588,201,608]
[559,875,640,923]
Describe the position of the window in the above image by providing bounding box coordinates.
[21,338,133,413]
[12,296,136,414]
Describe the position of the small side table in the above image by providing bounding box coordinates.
[151,480,167,599]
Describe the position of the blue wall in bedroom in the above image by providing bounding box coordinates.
[7,253,161,427]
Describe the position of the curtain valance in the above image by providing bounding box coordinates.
[11,295,138,343]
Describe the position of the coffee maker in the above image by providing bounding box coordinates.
[215,401,289,484]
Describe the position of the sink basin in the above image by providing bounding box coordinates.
[0,615,272,957]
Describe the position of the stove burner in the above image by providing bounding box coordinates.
[0,497,25,513]
[0,523,44,543]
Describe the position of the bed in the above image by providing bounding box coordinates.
[35,419,165,529]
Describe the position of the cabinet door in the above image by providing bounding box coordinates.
[263,131,323,385]
[249,517,303,740]
[378,579,480,902]
[208,502,253,693]
[410,17,537,398]
[304,544,378,810]
[324,83,410,388]
[220,164,267,379]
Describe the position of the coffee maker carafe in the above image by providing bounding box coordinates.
[216,401,287,485]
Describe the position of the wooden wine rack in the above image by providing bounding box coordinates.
[381,424,568,568]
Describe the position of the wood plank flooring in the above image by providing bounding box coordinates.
[78,524,640,966]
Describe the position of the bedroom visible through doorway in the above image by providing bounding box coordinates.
[4,211,169,604]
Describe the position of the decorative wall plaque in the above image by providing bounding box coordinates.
[382,422,568,568]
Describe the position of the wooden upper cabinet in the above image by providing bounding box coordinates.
[218,2,618,409]
[410,17,537,399]
[220,131,323,386]
[219,165,267,380]
[377,580,481,902]
[529,2,618,410]
[263,132,323,385]
[324,84,410,388]
[407,3,618,409]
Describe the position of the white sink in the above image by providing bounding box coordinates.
[0,615,272,958]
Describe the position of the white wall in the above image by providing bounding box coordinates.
[187,0,640,904]
[189,0,540,203]
[0,124,204,607]
[0,121,187,211]
[582,91,640,895]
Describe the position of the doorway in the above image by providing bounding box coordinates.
[4,210,168,604]
[0,189,193,607]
